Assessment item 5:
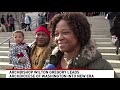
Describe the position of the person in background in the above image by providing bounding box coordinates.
[110,14,120,55]
[0,15,7,32]
[107,12,120,28]
[46,12,118,78]
[9,14,15,32]
[8,30,31,69]
[29,25,52,69]
[6,13,10,31]
[24,14,32,31]
[37,14,43,27]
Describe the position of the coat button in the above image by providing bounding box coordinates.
[76,57,79,60]
[75,62,77,65]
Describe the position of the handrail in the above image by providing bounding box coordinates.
[0,18,38,47]
[0,37,12,46]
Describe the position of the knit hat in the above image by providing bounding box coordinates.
[35,26,50,38]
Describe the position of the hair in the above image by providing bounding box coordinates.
[12,30,24,38]
[10,14,12,17]
[47,12,91,48]
[2,15,4,17]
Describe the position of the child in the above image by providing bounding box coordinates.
[8,30,31,69]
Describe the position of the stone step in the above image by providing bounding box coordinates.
[96,42,114,47]
[1,46,119,54]
[0,31,34,34]
[0,33,35,38]
[0,35,34,37]
[101,53,120,60]
[91,27,110,30]
[91,35,111,38]
[0,56,9,62]
[0,39,34,43]
[114,68,120,73]
[1,42,114,47]
[91,26,110,29]
[91,31,110,35]
[92,38,111,42]
[0,36,35,39]
[0,74,6,78]
[0,53,120,62]
[107,59,120,63]
[0,51,9,56]
[0,35,111,41]
[91,26,110,28]
[97,47,120,53]
[116,73,120,78]
[0,62,13,70]
[0,35,111,39]
[106,60,120,69]
[91,30,110,32]
[91,29,110,32]
[113,68,120,78]
[1,34,109,38]
[90,21,109,24]
[0,47,9,51]
[0,43,31,47]
[0,34,34,37]
[0,70,6,78]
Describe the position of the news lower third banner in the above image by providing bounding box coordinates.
[6,70,114,78]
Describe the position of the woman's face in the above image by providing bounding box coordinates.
[55,20,80,53]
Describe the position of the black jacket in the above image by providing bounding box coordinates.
[107,12,120,20]
[0,17,5,24]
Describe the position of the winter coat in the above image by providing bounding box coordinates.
[29,41,52,68]
[45,40,118,78]
[8,43,31,69]
[0,17,5,24]
[107,12,120,20]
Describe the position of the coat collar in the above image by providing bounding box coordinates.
[51,39,102,68]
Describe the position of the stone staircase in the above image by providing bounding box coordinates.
[88,16,120,78]
[0,16,120,78]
